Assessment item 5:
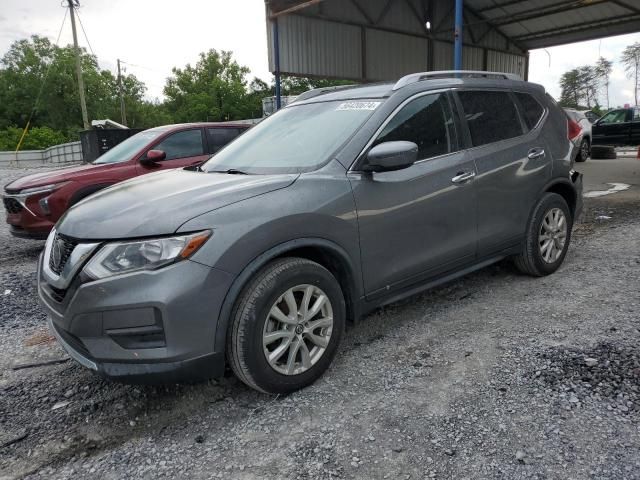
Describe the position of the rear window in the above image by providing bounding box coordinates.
[515,93,545,129]
[458,91,523,147]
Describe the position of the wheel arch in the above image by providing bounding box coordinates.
[543,179,577,218]
[67,183,114,208]
[213,238,362,354]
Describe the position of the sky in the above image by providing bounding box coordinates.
[0,0,638,108]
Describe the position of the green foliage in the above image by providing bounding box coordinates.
[0,36,355,150]
[595,57,613,109]
[559,58,615,110]
[0,35,158,149]
[0,126,67,151]
[559,66,599,109]
[163,49,255,122]
[621,42,640,105]
[280,75,355,96]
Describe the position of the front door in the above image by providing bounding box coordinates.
[348,91,477,298]
[139,128,210,172]
[592,109,632,146]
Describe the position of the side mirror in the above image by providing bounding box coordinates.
[363,141,418,172]
[141,149,166,166]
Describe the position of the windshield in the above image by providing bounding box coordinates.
[92,130,163,165]
[202,100,382,174]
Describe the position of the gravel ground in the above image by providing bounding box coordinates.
[1,165,639,480]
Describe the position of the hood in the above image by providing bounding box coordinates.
[56,169,298,239]
[5,163,102,192]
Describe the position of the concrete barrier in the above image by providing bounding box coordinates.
[0,141,83,168]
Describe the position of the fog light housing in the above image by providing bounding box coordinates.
[39,197,51,215]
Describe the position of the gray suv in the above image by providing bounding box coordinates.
[38,71,583,394]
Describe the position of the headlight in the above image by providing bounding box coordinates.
[83,230,211,280]
[20,182,69,196]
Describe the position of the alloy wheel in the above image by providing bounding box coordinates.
[581,141,589,161]
[539,208,567,263]
[262,284,334,375]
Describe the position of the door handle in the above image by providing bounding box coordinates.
[528,148,545,160]
[451,171,476,184]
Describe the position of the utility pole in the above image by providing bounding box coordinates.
[117,59,127,125]
[68,0,90,130]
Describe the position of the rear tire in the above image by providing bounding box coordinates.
[514,193,572,277]
[227,257,345,394]
[590,145,616,160]
[575,138,589,162]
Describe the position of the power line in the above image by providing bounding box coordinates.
[73,6,95,57]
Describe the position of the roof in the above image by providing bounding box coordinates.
[291,71,545,106]
[267,0,640,51]
[147,122,252,132]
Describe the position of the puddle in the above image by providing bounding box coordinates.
[584,183,631,198]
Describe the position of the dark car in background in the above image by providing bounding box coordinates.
[592,107,640,146]
[37,71,583,394]
[3,123,250,239]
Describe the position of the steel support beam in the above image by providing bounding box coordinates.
[270,0,324,18]
[454,0,463,70]
[272,18,282,110]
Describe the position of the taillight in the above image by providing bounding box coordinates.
[567,118,582,140]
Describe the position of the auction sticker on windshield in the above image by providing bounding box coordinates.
[336,101,381,111]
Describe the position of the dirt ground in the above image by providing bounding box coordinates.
[1,159,639,480]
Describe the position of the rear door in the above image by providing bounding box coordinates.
[206,127,246,154]
[455,89,550,257]
[139,128,209,172]
[592,109,632,146]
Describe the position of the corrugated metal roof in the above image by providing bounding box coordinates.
[266,0,640,50]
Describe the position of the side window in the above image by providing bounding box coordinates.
[514,92,545,130]
[600,110,627,124]
[633,109,640,122]
[585,111,599,123]
[152,129,204,160]
[458,90,523,146]
[207,128,243,154]
[372,92,458,161]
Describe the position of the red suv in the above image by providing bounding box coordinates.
[3,123,249,239]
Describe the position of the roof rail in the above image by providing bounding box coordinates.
[292,84,359,103]
[393,70,522,90]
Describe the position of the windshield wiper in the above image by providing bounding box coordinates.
[209,168,250,175]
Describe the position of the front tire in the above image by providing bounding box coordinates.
[227,257,345,394]
[514,193,573,276]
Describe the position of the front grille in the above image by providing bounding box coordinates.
[49,233,78,275]
[3,197,23,214]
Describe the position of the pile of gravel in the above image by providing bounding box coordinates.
[0,271,46,329]
[530,343,639,415]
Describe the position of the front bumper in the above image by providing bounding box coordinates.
[3,193,55,239]
[37,253,234,383]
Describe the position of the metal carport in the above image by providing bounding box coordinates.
[264,0,640,106]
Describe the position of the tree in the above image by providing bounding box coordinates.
[0,35,167,149]
[559,69,582,108]
[621,42,640,105]
[559,66,599,109]
[595,57,613,109]
[163,49,255,122]
[577,66,599,108]
[280,75,354,96]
